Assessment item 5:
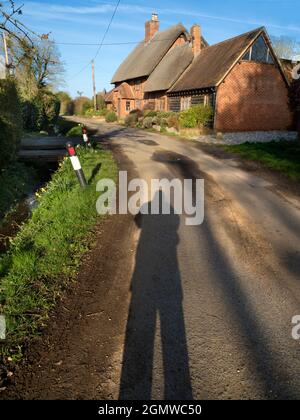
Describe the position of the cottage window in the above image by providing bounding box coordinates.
[169,97,181,112]
[181,96,191,111]
[191,95,205,106]
[126,101,131,112]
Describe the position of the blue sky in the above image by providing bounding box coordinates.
[19,0,300,97]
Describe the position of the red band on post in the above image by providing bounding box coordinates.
[68,146,76,156]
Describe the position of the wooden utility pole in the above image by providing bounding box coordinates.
[2,32,10,77]
[92,60,97,111]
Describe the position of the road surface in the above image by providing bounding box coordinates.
[5,120,300,400]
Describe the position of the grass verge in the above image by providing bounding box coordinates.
[223,141,300,181]
[0,146,117,360]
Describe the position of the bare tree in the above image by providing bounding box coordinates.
[0,1,37,45]
[271,35,300,60]
[6,36,65,99]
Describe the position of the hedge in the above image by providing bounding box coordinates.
[0,80,23,170]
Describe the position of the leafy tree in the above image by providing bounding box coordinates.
[96,93,106,110]
[73,96,92,115]
[56,91,73,115]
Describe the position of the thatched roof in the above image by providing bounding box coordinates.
[144,44,194,92]
[169,28,264,92]
[111,23,189,83]
[104,89,114,103]
[104,82,134,102]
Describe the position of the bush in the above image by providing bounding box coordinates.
[22,90,61,132]
[96,93,106,110]
[56,118,78,135]
[130,109,143,118]
[85,108,108,118]
[125,113,138,127]
[167,114,179,130]
[0,80,23,170]
[179,109,197,128]
[105,111,117,123]
[143,116,153,129]
[82,99,93,115]
[56,92,73,116]
[179,105,213,128]
[125,109,143,127]
[144,110,157,118]
[72,97,92,116]
[66,125,82,137]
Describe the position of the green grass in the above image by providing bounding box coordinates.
[0,146,117,359]
[223,141,300,181]
[0,163,37,219]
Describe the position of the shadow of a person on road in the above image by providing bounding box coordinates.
[119,191,193,400]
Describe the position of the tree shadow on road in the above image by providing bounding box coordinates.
[119,191,193,400]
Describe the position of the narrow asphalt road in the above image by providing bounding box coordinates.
[6,120,300,400]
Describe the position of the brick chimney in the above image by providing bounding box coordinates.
[145,13,159,43]
[190,24,201,56]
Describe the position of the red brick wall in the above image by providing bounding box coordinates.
[215,62,293,132]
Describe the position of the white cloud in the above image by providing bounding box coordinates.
[23,1,300,34]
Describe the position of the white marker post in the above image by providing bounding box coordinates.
[66,142,87,188]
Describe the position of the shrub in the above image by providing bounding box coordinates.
[22,90,61,132]
[66,125,82,137]
[72,96,92,115]
[167,114,179,130]
[144,110,157,118]
[193,104,214,127]
[56,118,78,135]
[179,105,213,128]
[85,108,108,118]
[125,113,138,127]
[179,109,197,128]
[56,91,73,116]
[105,111,117,123]
[130,109,143,118]
[82,99,93,115]
[143,116,153,129]
[96,94,106,110]
[0,80,22,170]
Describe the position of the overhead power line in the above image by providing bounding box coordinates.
[69,0,121,80]
[93,0,121,60]
[48,38,181,47]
